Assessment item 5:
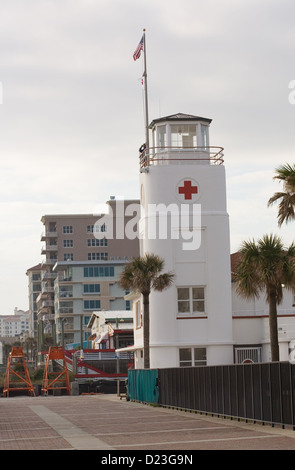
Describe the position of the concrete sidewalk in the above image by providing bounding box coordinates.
[1,394,295,450]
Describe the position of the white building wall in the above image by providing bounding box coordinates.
[232,282,295,363]
[132,114,295,369]
[139,153,233,368]
[0,313,30,338]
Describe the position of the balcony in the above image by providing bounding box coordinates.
[57,274,73,282]
[139,146,224,170]
[59,307,74,314]
[41,230,57,241]
[58,291,73,298]
[40,314,55,322]
[41,271,57,281]
[41,258,57,267]
[37,301,54,314]
[39,290,48,300]
[42,300,54,307]
[41,244,58,255]
[41,283,54,294]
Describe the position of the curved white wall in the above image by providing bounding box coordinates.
[139,161,233,368]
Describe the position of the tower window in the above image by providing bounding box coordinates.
[157,125,167,147]
[171,124,196,148]
[177,286,205,316]
[201,124,208,148]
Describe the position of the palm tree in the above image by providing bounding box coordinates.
[268,163,295,226]
[119,253,174,369]
[234,234,295,362]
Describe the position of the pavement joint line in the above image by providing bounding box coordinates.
[68,417,204,424]
[115,434,280,448]
[0,427,53,432]
[29,405,114,450]
[0,436,67,442]
[93,426,231,436]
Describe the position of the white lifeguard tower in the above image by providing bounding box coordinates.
[135,113,233,369]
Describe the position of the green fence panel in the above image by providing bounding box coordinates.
[128,369,159,404]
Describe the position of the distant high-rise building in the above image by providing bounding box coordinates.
[37,199,139,349]
[26,264,42,338]
[0,308,30,338]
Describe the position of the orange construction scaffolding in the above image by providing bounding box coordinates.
[41,346,71,396]
[3,347,35,397]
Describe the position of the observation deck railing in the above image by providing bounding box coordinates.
[139,146,224,169]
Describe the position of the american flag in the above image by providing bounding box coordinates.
[133,36,144,61]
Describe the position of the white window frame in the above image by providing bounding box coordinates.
[83,299,101,310]
[63,239,73,247]
[83,284,100,294]
[179,347,207,367]
[177,286,205,317]
[63,226,73,234]
[87,238,108,247]
[87,252,108,261]
[87,224,107,233]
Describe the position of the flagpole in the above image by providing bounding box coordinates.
[142,29,149,150]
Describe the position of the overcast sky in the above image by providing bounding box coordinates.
[0,0,295,314]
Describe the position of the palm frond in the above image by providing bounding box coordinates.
[268,191,289,206]
[152,272,175,291]
[268,192,295,226]
[118,253,174,296]
[269,163,295,226]
[235,234,295,304]
[273,163,295,186]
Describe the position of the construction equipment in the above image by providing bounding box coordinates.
[41,346,70,396]
[3,347,35,397]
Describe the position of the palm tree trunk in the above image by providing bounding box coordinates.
[269,292,280,362]
[143,293,150,369]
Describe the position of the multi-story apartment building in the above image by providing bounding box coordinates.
[0,309,30,338]
[53,260,132,347]
[26,264,42,337]
[37,198,139,350]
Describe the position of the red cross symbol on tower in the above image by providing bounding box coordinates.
[178,180,198,200]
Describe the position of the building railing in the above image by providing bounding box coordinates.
[41,285,54,294]
[59,307,74,314]
[41,245,57,254]
[41,258,57,267]
[57,275,73,282]
[42,300,54,307]
[41,230,57,240]
[40,314,55,321]
[129,362,295,429]
[41,271,57,280]
[58,291,73,298]
[139,146,224,169]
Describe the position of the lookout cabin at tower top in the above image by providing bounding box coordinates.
[139,113,224,169]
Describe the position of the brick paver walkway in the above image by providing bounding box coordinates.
[1,394,295,451]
